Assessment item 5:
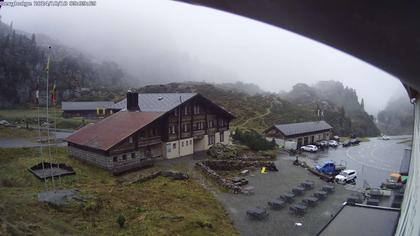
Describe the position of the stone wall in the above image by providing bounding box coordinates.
[68,146,154,175]
[202,160,278,171]
[68,146,112,169]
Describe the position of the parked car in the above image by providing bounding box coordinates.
[350,139,360,145]
[0,120,10,126]
[382,136,390,140]
[342,140,351,147]
[300,145,318,152]
[335,169,357,184]
[328,140,339,147]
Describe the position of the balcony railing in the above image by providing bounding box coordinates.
[138,136,161,147]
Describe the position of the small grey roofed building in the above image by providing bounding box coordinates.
[274,120,332,137]
[110,93,197,112]
[264,120,333,148]
[62,101,115,111]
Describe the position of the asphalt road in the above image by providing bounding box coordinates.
[0,131,72,148]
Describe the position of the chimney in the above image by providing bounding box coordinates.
[126,90,139,111]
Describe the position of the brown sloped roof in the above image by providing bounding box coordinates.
[65,111,163,151]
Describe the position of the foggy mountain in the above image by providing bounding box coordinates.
[377,94,414,135]
[284,81,380,137]
[0,17,127,107]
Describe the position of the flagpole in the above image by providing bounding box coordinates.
[46,46,55,189]
[36,76,48,189]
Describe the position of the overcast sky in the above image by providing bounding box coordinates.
[0,0,406,115]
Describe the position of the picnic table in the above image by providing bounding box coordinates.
[268,199,286,210]
[301,180,315,190]
[292,186,305,195]
[347,195,363,204]
[246,207,269,220]
[322,184,335,193]
[242,186,255,195]
[289,204,307,214]
[367,198,380,206]
[369,189,382,199]
[314,190,328,199]
[280,192,296,202]
[302,196,319,206]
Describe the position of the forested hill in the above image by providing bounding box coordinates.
[0,17,127,108]
[138,82,380,137]
[377,95,414,135]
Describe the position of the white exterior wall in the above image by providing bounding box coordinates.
[223,130,230,145]
[163,131,231,158]
[194,135,207,152]
[163,137,194,159]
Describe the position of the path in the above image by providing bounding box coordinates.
[239,101,274,128]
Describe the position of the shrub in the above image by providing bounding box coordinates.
[233,128,275,151]
[116,214,126,228]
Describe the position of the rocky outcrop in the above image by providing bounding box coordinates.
[207,143,238,159]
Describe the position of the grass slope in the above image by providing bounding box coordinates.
[0,148,237,236]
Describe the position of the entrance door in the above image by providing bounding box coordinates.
[304,137,309,145]
[297,138,303,147]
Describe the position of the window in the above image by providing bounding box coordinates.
[193,105,200,114]
[183,123,189,132]
[169,125,176,134]
[122,154,127,160]
[131,152,135,159]
[208,120,213,128]
[167,143,171,153]
[208,135,215,145]
[190,140,192,145]
[173,143,176,149]
[182,141,184,147]
[220,132,224,142]
[174,108,178,116]
[113,156,118,162]
[184,106,189,115]
[129,136,133,143]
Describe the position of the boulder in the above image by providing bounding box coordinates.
[161,170,189,180]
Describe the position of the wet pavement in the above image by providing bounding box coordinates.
[214,157,352,236]
[301,135,412,189]
[212,135,411,236]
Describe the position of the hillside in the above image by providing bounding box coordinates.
[284,81,380,137]
[0,18,127,108]
[138,82,378,137]
[377,95,414,135]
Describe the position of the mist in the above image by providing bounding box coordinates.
[0,0,405,115]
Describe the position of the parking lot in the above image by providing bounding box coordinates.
[302,135,411,189]
[213,135,411,236]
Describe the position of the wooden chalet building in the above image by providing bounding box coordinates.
[263,121,332,148]
[65,91,234,174]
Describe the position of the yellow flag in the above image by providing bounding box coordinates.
[261,167,267,174]
[45,56,51,72]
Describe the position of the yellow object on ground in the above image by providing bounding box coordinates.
[261,167,267,174]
